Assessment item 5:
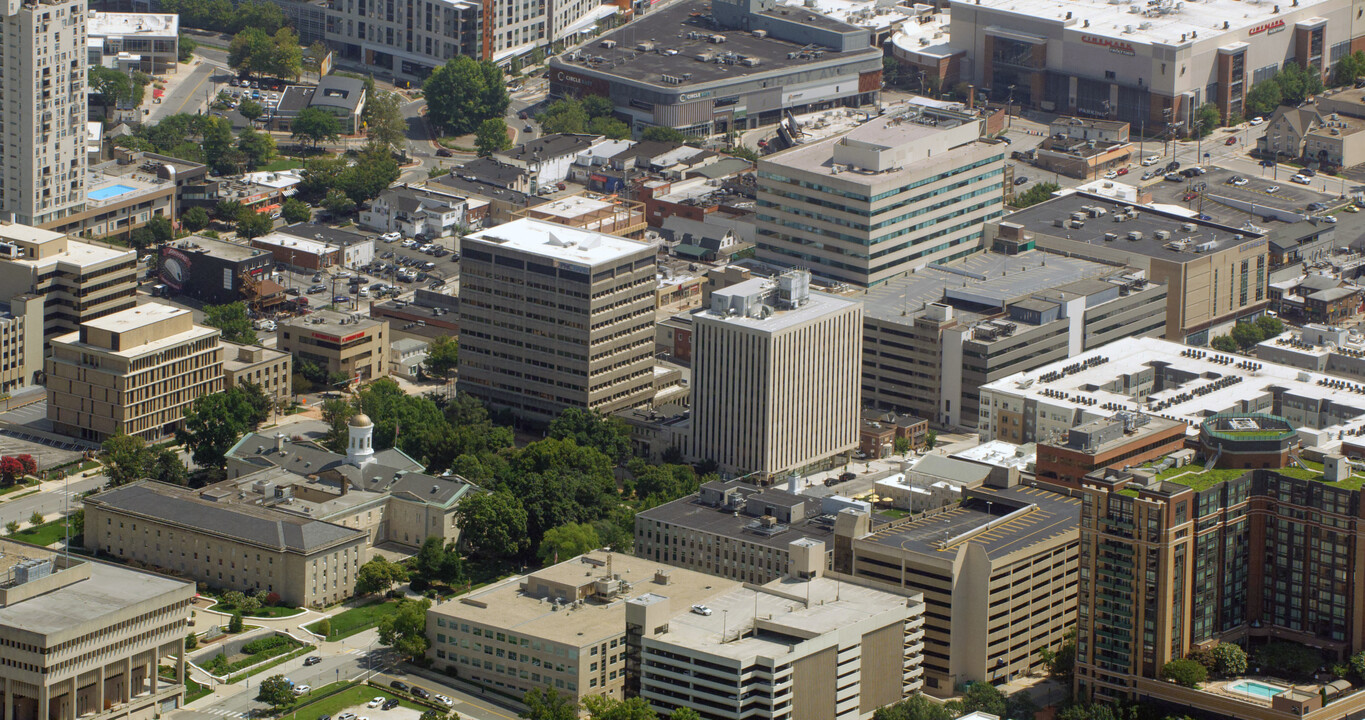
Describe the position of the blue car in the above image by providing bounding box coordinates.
[333,295,351,304]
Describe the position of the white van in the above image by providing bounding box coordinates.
[1141,155,1161,166]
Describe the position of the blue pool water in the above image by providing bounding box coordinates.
[89,184,137,201]
[1227,680,1287,699]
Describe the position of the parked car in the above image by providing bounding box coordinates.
[1116,167,1128,175]
[333,295,351,304]
[1266,185,1281,193]
[691,604,713,616]
[1319,215,1338,223]
[1141,155,1160,166]
[1225,136,1238,145]
[304,656,321,666]
[412,688,430,700]
[1165,161,1181,172]
[1307,202,1327,211]
[1164,173,1183,181]
[1303,168,1317,177]
[1014,176,1029,186]
[436,148,453,157]
[434,696,453,707]
[1230,176,1248,186]
[1250,116,1265,125]
[308,284,326,294]
[292,685,311,696]
[381,700,400,711]
[1104,170,1118,179]
[1260,159,1276,167]
[1345,204,1360,213]
[1291,174,1312,184]
[381,232,401,242]
[358,288,369,297]
[367,698,385,709]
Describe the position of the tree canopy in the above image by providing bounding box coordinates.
[538,522,601,565]
[364,90,409,156]
[227,26,301,80]
[476,118,512,157]
[292,107,342,148]
[176,386,263,468]
[1245,63,1324,116]
[203,302,257,344]
[377,597,432,659]
[423,56,509,135]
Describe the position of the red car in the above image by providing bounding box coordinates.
[1116,167,1129,175]
[1225,136,1238,145]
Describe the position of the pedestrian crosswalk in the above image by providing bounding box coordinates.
[201,709,247,717]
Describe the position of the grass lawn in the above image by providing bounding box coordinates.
[159,667,211,703]
[9,516,77,547]
[288,684,422,720]
[259,158,304,172]
[306,600,400,640]
[0,480,38,498]
[877,507,911,519]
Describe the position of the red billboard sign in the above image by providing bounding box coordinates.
[1249,19,1286,35]
[1082,35,1136,56]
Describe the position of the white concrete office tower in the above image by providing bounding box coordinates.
[1,0,88,227]
[756,104,1005,287]
[691,270,862,479]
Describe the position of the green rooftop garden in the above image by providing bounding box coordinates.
[1136,458,1365,492]
[1116,487,1141,498]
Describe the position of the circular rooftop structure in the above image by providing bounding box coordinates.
[1199,413,1298,469]
[348,413,372,427]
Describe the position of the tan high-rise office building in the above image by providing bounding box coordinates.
[1,0,88,228]
[458,218,656,423]
[46,302,222,441]
[691,270,862,479]
[0,222,136,338]
[0,539,195,720]
[833,480,1081,696]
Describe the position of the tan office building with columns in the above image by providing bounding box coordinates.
[0,539,194,720]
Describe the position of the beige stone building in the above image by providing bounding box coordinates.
[0,222,137,338]
[0,294,44,392]
[0,539,194,720]
[224,416,480,550]
[426,553,743,705]
[833,479,1080,696]
[221,341,292,404]
[84,480,370,608]
[277,310,387,384]
[46,303,223,442]
[458,219,657,423]
[691,270,862,479]
[996,192,1270,346]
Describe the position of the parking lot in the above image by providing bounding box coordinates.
[0,400,94,467]
[1145,166,1334,215]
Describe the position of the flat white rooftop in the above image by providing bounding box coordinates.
[83,302,187,332]
[982,336,1365,450]
[0,223,65,246]
[962,0,1334,46]
[13,238,134,270]
[780,0,920,30]
[697,279,861,333]
[253,232,332,256]
[464,218,651,266]
[649,576,911,661]
[88,11,179,38]
[530,195,617,219]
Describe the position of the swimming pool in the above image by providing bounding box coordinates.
[88,184,137,201]
[1227,679,1289,699]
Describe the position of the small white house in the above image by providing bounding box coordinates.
[389,338,429,379]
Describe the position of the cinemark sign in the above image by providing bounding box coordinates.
[1082,35,1136,56]
[314,331,366,343]
[1249,19,1286,35]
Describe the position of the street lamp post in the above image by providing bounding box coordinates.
[1007,85,1015,130]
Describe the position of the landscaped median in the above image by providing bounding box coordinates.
[190,631,316,684]
[305,599,401,641]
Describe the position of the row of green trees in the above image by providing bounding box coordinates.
[1209,314,1284,353]
[537,96,629,139]
[157,0,287,35]
[228,27,302,81]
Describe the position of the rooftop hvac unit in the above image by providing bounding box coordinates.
[1127,231,1144,241]
[1104,232,1118,241]
[600,39,617,48]
[1070,220,1085,228]
[753,29,768,37]
[710,34,727,43]
[1154,229,1170,240]
[741,57,761,66]
[1181,223,1196,231]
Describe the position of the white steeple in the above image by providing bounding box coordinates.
[347,413,375,466]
